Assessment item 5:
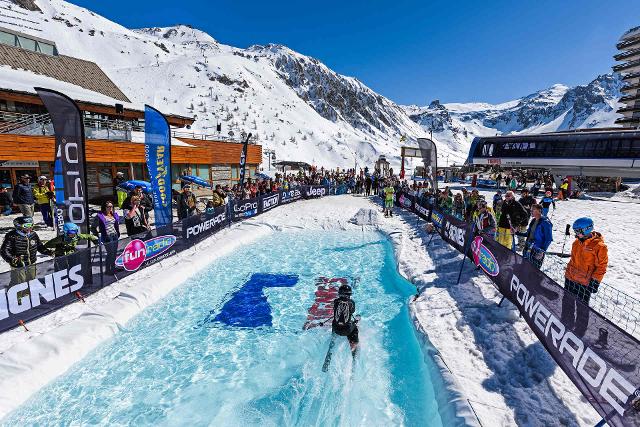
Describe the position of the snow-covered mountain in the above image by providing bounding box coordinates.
[0,0,624,170]
[403,74,624,163]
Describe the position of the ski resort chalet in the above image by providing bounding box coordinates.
[0,26,262,200]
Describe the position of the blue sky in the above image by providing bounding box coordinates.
[70,0,640,105]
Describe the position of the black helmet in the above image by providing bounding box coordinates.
[338,284,352,297]
[14,216,34,230]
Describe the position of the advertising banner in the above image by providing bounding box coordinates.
[182,207,227,242]
[232,197,260,221]
[280,187,302,204]
[260,192,280,213]
[238,133,251,188]
[144,105,172,228]
[36,88,89,239]
[303,185,329,199]
[417,137,438,193]
[473,236,640,426]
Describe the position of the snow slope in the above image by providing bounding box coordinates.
[0,0,622,170]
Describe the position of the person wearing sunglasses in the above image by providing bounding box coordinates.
[0,216,49,286]
[561,217,608,337]
[92,200,121,275]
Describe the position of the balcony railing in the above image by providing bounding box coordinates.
[613,58,640,73]
[617,36,640,51]
[614,47,640,62]
[0,111,258,145]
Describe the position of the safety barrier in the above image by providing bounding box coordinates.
[394,192,640,427]
[0,185,331,334]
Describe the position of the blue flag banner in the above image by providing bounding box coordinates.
[144,105,172,228]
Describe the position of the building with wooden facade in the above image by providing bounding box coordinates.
[0,27,262,200]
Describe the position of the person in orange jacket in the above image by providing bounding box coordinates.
[561,217,608,337]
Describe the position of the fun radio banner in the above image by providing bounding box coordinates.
[474,236,640,426]
[232,197,260,221]
[144,105,172,228]
[36,88,90,240]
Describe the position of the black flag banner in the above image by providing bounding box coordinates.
[35,88,90,241]
[416,137,438,193]
[411,201,640,426]
[238,132,252,189]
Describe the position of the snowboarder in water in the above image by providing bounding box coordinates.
[323,284,359,371]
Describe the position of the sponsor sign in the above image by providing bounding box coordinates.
[280,188,302,204]
[304,185,328,198]
[232,198,259,221]
[471,236,499,276]
[0,264,84,320]
[399,194,413,209]
[261,193,280,212]
[144,105,172,228]
[414,200,431,221]
[184,208,227,240]
[36,88,89,242]
[115,235,177,271]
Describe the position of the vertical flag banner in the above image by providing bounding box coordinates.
[238,132,252,188]
[144,105,172,228]
[35,87,89,239]
[417,137,438,193]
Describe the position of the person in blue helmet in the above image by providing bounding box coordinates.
[45,222,98,257]
[561,217,608,337]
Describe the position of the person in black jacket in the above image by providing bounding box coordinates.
[12,175,34,217]
[331,284,359,356]
[177,185,197,220]
[0,186,13,215]
[495,191,527,250]
[1,216,49,286]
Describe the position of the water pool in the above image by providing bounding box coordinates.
[4,230,448,426]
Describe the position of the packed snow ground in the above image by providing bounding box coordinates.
[1,194,638,426]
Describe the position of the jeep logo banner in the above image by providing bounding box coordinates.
[303,185,329,199]
[36,88,89,242]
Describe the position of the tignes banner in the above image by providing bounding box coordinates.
[401,198,640,426]
[36,88,89,242]
[144,105,172,228]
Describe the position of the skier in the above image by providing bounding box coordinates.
[0,216,49,285]
[473,199,496,236]
[518,204,553,268]
[383,181,395,217]
[540,191,556,217]
[45,222,98,257]
[331,284,359,355]
[492,190,503,219]
[561,217,608,337]
[452,193,465,220]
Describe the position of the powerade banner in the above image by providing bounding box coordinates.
[144,105,172,228]
[238,133,251,188]
[261,192,280,212]
[36,88,89,239]
[232,197,259,221]
[395,198,640,426]
[182,207,227,241]
[474,236,640,426]
[303,185,329,199]
[280,188,302,204]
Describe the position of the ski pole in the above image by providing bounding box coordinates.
[561,224,571,257]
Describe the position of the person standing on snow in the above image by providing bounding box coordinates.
[518,204,552,268]
[12,174,34,217]
[383,181,395,217]
[540,191,556,217]
[473,199,496,236]
[561,217,608,337]
[1,216,49,285]
[495,191,527,250]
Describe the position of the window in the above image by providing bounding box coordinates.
[36,41,56,55]
[16,35,36,51]
[0,31,14,47]
[231,166,239,179]
[196,164,209,178]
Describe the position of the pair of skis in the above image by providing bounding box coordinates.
[322,316,360,373]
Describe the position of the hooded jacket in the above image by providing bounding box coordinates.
[565,232,608,285]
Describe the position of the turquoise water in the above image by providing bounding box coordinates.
[3,231,446,426]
